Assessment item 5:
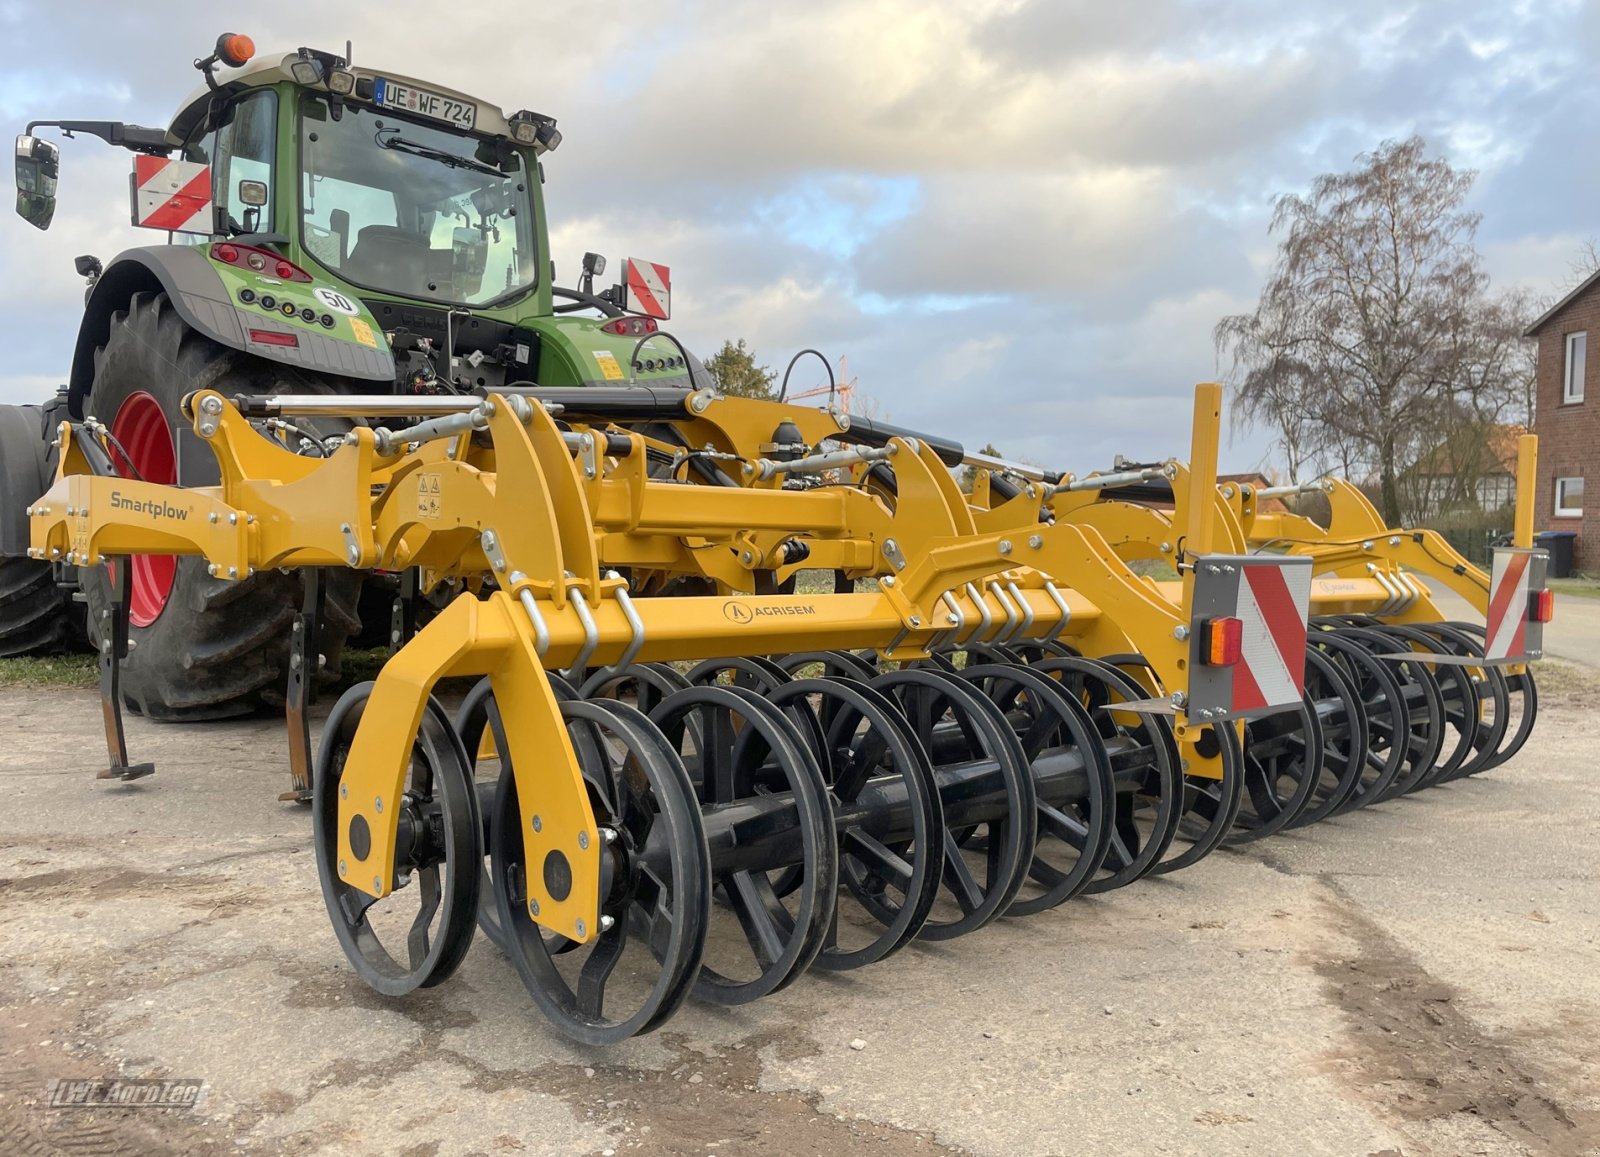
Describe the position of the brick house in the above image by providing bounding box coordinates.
[1526,268,1598,570]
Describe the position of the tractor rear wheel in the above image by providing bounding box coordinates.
[0,402,84,657]
[0,557,81,657]
[77,291,360,721]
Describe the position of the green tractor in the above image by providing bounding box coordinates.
[2,33,697,719]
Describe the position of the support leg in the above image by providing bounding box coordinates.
[390,567,419,653]
[96,558,154,782]
[282,568,326,803]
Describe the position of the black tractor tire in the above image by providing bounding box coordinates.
[0,557,82,657]
[78,291,361,722]
[0,402,85,657]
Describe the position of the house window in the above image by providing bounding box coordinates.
[1555,477,1584,517]
[1565,332,1586,403]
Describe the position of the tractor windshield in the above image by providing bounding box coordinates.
[297,93,536,307]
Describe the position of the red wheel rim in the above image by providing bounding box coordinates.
[109,391,177,627]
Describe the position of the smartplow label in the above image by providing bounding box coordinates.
[110,491,192,522]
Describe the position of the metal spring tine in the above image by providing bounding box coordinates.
[988,580,1021,644]
[1380,570,1403,617]
[589,571,646,683]
[511,572,551,658]
[1006,581,1035,643]
[935,590,965,652]
[1042,582,1071,645]
[1399,571,1421,615]
[962,582,993,646]
[1370,570,1392,617]
[1388,570,1410,617]
[1376,570,1401,617]
[564,577,601,681]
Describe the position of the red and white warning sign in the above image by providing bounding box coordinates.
[624,257,671,320]
[1187,555,1313,721]
[1230,562,1312,712]
[1484,547,1549,662]
[131,156,213,234]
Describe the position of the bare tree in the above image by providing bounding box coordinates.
[1565,237,1600,290]
[1215,137,1527,525]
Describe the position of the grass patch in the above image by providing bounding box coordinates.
[793,570,879,595]
[334,647,390,691]
[1530,657,1600,710]
[1126,558,1179,580]
[0,652,100,690]
[1549,577,1600,601]
[0,647,396,697]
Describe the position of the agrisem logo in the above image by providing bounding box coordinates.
[110,491,192,522]
[722,601,816,624]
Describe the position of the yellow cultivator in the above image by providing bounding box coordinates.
[28,379,1548,1044]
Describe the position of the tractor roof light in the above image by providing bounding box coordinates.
[510,110,561,151]
[327,69,356,96]
[290,57,325,86]
[290,47,349,89]
[217,33,255,68]
[196,32,255,88]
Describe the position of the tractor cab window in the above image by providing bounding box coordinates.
[177,88,278,236]
[296,93,536,307]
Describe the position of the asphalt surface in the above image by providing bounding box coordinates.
[2,661,1598,1156]
[1421,577,1600,668]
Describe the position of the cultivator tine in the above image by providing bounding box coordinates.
[281,567,325,804]
[95,556,154,783]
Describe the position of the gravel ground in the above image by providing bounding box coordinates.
[1,660,1597,1157]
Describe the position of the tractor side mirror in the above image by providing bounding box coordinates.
[14,134,60,231]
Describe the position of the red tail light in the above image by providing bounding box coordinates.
[1529,588,1554,624]
[248,329,299,347]
[1202,616,1244,666]
[211,242,313,283]
[600,316,657,337]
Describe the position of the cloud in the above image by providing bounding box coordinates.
[0,0,1591,480]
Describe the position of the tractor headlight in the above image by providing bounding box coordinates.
[290,59,324,85]
[327,69,356,95]
[511,121,538,145]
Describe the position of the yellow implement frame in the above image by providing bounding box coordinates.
[31,384,1252,941]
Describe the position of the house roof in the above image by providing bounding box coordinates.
[1525,267,1600,336]
[1408,424,1527,477]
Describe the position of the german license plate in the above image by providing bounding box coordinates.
[373,79,476,131]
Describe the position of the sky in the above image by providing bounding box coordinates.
[2,0,1596,475]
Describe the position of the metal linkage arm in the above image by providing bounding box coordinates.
[1252,479,1333,499]
[752,443,896,481]
[1049,465,1173,497]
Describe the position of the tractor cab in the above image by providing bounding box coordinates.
[14,34,687,398]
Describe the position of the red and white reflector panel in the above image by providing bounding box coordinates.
[131,157,213,234]
[1484,547,1548,661]
[624,257,671,319]
[1187,555,1313,721]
